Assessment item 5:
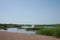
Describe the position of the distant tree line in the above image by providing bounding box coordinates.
[0,24,60,29]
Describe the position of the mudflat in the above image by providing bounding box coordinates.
[0,31,60,40]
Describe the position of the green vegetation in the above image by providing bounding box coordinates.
[35,24,60,38]
[0,24,4,29]
[53,28,60,38]
[26,28,39,31]
[0,24,60,38]
[36,28,60,38]
[36,28,53,36]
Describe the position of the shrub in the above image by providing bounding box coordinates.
[36,28,60,38]
[36,28,53,36]
[26,28,32,31]
[26,28,44,31]
[53,28,60,38]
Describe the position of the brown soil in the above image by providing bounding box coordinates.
[0,31,60,40]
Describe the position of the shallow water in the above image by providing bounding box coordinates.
[0,28,36,34]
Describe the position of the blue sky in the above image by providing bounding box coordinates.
[0,0,60,24]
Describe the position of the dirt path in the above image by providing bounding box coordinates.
[0,31,60,40]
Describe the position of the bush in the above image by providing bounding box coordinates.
[36,28,53,36]
[26,28,44,31]
[53,28,60,38]
[36,28,60,38]
[26,28,30,31]
[0,26,4,29]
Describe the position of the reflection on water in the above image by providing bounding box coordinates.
[44,26,54,28]
[0,28,36,34]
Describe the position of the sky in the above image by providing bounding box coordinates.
[0,0,60,24]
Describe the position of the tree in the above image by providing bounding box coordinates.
[4,24,7,30]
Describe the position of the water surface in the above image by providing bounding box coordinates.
[0,28,36,34]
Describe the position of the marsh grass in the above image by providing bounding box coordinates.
[36,28,60,38]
